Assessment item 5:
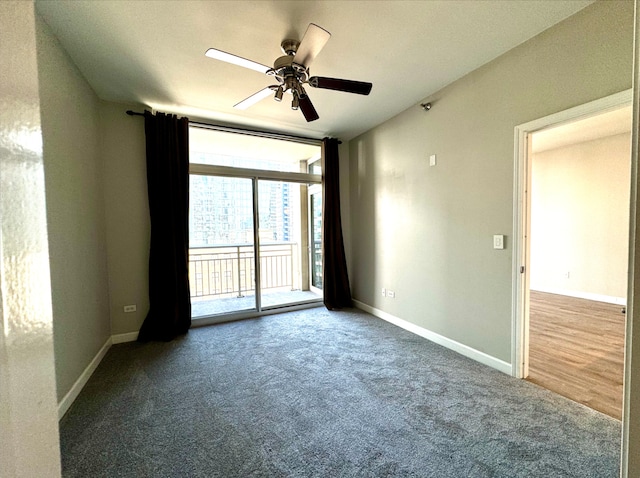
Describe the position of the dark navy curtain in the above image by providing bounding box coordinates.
[322,137,352,309]
[138,111,191,342]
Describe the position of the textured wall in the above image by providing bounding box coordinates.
[0,1,61,475]
[36,15,111,401]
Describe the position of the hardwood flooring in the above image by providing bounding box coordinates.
[526,291,626,420]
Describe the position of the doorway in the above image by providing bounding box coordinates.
[513,90,632,418]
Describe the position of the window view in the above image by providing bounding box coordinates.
[189,175,256,316]
[188,127,322,318]
[258,179,321,308]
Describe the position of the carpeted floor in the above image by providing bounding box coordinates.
[59,307,621,477]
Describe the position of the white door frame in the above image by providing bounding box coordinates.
[511,89,632,378]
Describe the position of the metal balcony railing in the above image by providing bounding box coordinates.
[188,243,297,298]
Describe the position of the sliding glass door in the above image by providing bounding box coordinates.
[258,179,321,308]
[187,125,323,320]
[188,175,257,317]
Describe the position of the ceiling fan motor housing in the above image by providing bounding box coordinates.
[280,39,299,56]
[269,55,309,91]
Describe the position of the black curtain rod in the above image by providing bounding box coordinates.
[125,110,336,146]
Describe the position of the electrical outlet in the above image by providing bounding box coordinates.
[123,305,137,313]
[387,290,396,298]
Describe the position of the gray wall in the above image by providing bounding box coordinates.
[348,1,634,363]
[36,15,111,402]
[101,101,149,336]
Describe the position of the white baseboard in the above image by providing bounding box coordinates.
[111,331,139,344]
[58,337,112,420]
[58,331,139,420]
[531,287,626,306]
[353,300,513,375]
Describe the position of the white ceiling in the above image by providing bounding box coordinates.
[532,105,632,153]
[35,0,594,141]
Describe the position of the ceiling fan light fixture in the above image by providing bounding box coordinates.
[274,86,284,102]
[291,95,299,110]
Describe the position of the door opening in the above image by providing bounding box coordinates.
[513,90,632,419]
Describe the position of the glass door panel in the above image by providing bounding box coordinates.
[188,175,257,317]
[310,187,323,290]
[258,180,322,308]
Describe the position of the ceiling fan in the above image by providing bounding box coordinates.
[205,23,373,122]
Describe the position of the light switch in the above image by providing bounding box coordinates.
[429,154,437,166]
[493,235,505,250]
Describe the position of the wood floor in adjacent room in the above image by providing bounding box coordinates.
[527,291,626,420]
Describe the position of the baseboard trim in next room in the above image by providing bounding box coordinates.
[353,300,512,375]
[57,337,112,420]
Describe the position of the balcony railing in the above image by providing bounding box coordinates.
[189,243,297,299]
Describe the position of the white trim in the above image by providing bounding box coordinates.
[512,89,633,380]
[512,124,529,378]
[515,89,632,134]
[353,300,512,375]
[192,300,323,327]
[57,331,139,419]
[111,331,139,344]
[57,337,112,420]
[530,287,626,306]
[189,163,321,185]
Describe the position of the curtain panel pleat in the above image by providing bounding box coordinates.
[322,137,352,309]
[137,111,192,342]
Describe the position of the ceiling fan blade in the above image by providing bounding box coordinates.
[308,76,373,95]
[205,48,270,74]
[298,94,319,122]
[234,87,274,110]
[293,24,331,68]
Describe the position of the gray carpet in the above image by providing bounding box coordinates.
[59,307,621,477]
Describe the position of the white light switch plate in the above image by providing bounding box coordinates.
[493,235,505,250]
